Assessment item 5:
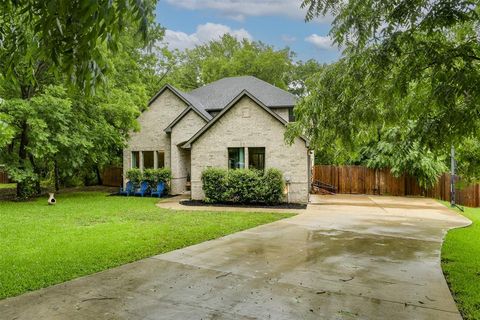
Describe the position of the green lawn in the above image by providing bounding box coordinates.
[441,202,480,320]
[0,191,293,299]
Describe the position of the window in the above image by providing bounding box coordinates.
[131,151,140,168]
[288,108,295,122]
[248,148,265,170]
[143,151,154,169]
[228,148,245,169]
[157,151,165,168]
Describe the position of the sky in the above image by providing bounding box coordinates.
[155,0,342,63]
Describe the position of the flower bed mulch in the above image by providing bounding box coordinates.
[180,199,306,209]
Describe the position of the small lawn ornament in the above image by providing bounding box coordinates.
[48,193,56,205]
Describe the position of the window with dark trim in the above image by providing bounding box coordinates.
[157,151,165,168]
[228,148,245,169]
[248,148,265,170]
[131,151,140,168]
[143,151,154,169]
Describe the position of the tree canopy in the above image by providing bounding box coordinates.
[289,0,480,186]
[0,0,156,92]
[165,35,289,91]
[0,16,164,198]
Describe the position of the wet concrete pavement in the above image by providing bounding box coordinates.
[0,195,471,320]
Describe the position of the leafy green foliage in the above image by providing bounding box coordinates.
[0,0,156,91]
[226,169,263,204]
[201,168,285,204]
[201,168,229,203]
[0,190,292,299]
[289,0,480,185]
[125,168,143,187]
[143,168,172,189]
[126,168,172,190]
[260,169,285,205]
[0,19,163,198]
[165,34,295,91]
[360,136,447,189]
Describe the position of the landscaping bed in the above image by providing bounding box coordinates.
[441,202,480,320]
[180,199,306,209]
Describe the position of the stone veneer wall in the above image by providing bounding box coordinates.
[123,89,187,185]
[190,96,309,203]
[170,109,207,194]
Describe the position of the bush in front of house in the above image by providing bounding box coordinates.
[143,168,172,189]
[201,168,285,205]
[126,168,172,190]
[226,169,262,203]
[126,168,143,186]
[260,168,285,205]
[201,167,228,203]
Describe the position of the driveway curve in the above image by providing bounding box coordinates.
[0,195,470,320]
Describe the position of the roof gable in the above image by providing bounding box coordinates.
[182,90,307,149]
[148,84,212,121]
[164,106,207,133]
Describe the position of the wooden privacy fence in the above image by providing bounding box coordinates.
[313,165,480,207]
[0,167,9,184]
[101,166,123,187]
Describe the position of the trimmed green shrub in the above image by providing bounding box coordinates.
[226,169,262,203]
[125,168,142,187]
[144,168,172,189]
[201,167,285,205]
[260,168,285,205]
[201,168,228,203]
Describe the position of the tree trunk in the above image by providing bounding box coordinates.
[16,121,29,198]
[28,154,41,196]
[54,159,60,192]
[96,165,103,185]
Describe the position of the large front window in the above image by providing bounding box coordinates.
[248,147,265,170]
[131,150,164,169]
[228,148,245,169]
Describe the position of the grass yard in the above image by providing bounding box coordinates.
[0,191,293,299]
[0,183,15,189]
[441,202,480,320]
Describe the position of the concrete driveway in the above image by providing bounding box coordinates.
[0,195,470,320]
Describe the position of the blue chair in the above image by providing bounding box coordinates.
[134,181,150,197]
[119,181,134,196]
[151,182,165,198]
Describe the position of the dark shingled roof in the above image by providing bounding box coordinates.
[149,77,296,131]
[188,76,296,113]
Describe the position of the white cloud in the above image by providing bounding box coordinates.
[305,34,336,50]
[165,0,331,22]
[163,23,253,51]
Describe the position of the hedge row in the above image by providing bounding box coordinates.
[201,168,285,205]
[126,168,172,189]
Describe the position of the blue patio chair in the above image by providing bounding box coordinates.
[134,181,150,197]
[119,181,134,196]
[151,182,165,198]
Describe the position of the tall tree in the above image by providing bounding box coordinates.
[0,0,155,91]
[290,0,480,185]
[166,35,295,91]
[0,18,164,198]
